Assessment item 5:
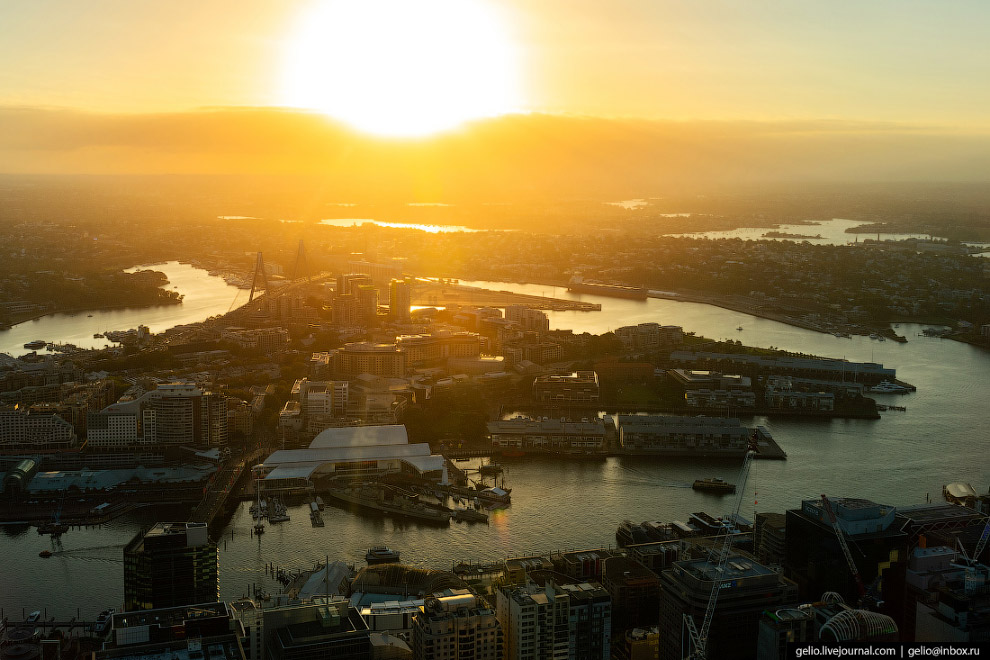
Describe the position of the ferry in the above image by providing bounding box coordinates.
[366,545,401,565]
[567,276,648,300]
[692,477,736,494]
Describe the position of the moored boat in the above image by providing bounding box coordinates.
[452,507,489,523]
[868,380,910,394]
[328,484,452,524]
[366,545,401,565]
[93,608,115,634]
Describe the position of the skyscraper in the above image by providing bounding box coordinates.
[411,590,502,660]
[388,278,411,323]
[658,553,798,660]
[123,522,219,611]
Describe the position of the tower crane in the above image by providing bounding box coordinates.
[820,494,866,598]
[974,516,990,565]
[954,515,990,568]
[682,432,760,659]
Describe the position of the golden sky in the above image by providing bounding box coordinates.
[2,1,989,179]
[4,0,989,124]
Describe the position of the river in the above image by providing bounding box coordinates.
[0,262,246,358]
[1,267,988,619]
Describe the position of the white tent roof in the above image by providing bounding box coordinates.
[309,425,409,449]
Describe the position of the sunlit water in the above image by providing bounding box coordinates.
[0,262,246,358]
[666,218,939,245]
[1,270,988,617]
[318,219,482,233]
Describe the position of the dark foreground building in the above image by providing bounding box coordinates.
[658,553,798,660]
[123,521,219,611]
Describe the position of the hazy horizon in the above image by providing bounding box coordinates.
[3,108,990,192]
[4,1,990,188]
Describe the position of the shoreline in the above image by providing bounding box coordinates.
[1,300,183,331]
[490,276,916,341]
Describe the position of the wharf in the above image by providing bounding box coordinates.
[443,442,786,461]
[413,282,600,312]
[188,458,252,526]
[520,402,880,420]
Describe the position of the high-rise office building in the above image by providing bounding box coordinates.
[355,284,379,326]
[411,590,502,660]
[784,497,908,607]
[123,522,219,611]
[336,273,373,297]
[657,553,798,660]
[602,556,660,631]
[497,580,611,660]
[389,278,412,322]
[97,382,226,448]
[262,600,372,660]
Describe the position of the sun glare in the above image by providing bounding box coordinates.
[280,0,522,137]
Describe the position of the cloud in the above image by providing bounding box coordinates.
[2,107,988,195]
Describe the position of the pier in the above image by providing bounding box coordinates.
[413,281,601,311]
[188,458,251,526]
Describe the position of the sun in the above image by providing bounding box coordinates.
[280,0,523,137]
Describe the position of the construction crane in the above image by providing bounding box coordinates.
[974,516,990,564]
[682,433,760,659]
[954,515,990,567]
[820,494,867,603]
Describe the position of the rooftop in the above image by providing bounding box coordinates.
[112,602,229,631]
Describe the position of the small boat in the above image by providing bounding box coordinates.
[453,508,489,523]
[93,333,103,338]
[254,522,265,535]
[479,461,503,476]
[93,608,115,634]
[39,550,52,558]
[366,545,401,565]
[87,314,93,318]
[23,340,46,350]
[692,477,736,494]
[737,326,743,331]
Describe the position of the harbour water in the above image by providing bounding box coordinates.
[1,266,988,618]
[665,217,936,245]
[0,262,244,357]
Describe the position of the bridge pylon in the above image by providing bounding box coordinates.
[248,252,269,302]
[291,239,308,281]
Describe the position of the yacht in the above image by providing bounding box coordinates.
[869,380,909,394]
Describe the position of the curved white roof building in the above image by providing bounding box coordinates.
[258,424,443,484]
